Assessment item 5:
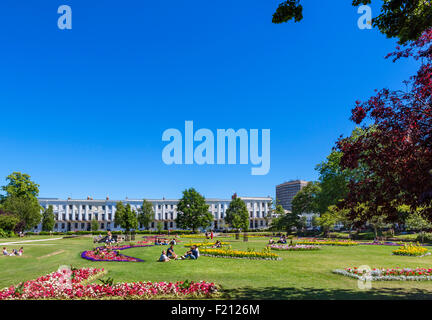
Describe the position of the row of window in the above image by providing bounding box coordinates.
[46,202,269,212]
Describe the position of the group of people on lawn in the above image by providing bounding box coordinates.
[268,235,288,245]
[2,247,24,256]
[154,238,176,246]
[158,244,199,262]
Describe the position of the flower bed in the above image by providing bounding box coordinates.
[199,248,280,260]
[297,239,358,246]
[0,268,219,300]
[269,244,321,251]
[81,244,153,262]
[358,241,405,246]
[183,241,230,248]
[392,243,430,257]
[333,267,432,281]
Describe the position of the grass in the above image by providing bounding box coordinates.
[2,235,432,299]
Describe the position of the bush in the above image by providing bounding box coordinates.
[0,228,15,238]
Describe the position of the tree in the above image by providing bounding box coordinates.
[271,205,302,233]
[41,205,55,232]
[175,188,212,233]
[1,172,40,202]
[291,181,321,215]
[336,30,432,222]
[156,221,163,234]
[405,209,432,243]
[114,202,138,232]
[91,218,99,232]
[0,210,20,232]
[224,197,249,232]
[1,196,41,231]
[272,0,432,43]
[138,199,154,230]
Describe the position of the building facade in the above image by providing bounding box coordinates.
[275,180,308,211]
[37,196,272,232]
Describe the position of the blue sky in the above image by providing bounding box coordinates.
[0,1,419,200]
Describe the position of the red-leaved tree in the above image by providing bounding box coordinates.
[337,29,432,223]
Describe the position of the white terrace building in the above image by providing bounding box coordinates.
[36,196,273,232]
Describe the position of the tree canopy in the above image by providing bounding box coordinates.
[272,0,432,44]
[114,201,138,232]
[175,188,213,232]
[138,199,154,230]
[337,29,432,222]
[41,205,55,232]
[224,196,249,231]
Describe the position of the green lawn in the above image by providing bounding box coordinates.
[1,235,432,299]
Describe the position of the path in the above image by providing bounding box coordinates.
[0,237,63,246]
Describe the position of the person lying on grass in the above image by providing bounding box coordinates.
[158,250,170,262]
[167,245,178,260]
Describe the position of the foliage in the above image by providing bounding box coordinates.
[114,201,138,232]
[1,196,41,231]
[0,211,20,232]
[337,30,432,222]
[272,0,432,43]
[91,218,99,232]
[1,172,40,201]
[292,182,321,215]
[175,188,212,232]
[393,243,429,256]
[224,197,249,232]
[41,205,55,232]
[271,207,302,233]
[138,199,154,230]
[199,247,280,260]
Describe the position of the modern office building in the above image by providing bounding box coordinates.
[275,180,309,211]
[37,195,272,232]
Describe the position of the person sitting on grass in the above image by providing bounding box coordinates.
[182,245,199,260]
[169,238,177,245]
[17,247,24,256]
[9,249,18,256]
[154,238,160,245]
[2,247,8,256]
[167,245,177,260]
[212,240,222,248]
[158,250,170,262]
[268,238,274,245]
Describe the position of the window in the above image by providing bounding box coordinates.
[81,223,84,229]
[61,223,65,229]
[102,206,106,210]
[63,214,66,220]
[74,223,78,229]
[108,214,112,220]
[170,222,173,228]
[82,205,85,210]
[55,223,58,229]
[69,205,73,210]
[102,214,105,220]
[151,222,155,228]
[101,223,105,229]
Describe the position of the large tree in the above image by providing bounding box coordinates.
[0,210,20,232]
[271,205,301,233]
[337,29,432,222]
[291,181,321,215]
[114,202,138,232]
[41,205,55,232]
[175,188,212,233]
[224,196,249,232]
[1,172,40,202]
[1,196,41,231]
[272,0,432,43]
[138,199,154,230]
